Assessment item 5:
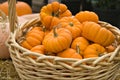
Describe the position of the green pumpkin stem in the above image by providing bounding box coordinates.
[69,22,74,26]
[42,26,46,32]
[76,44,80,54]
[53,27,58,37]
[52,10,60,17]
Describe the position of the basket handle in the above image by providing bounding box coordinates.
[8,0,18,33]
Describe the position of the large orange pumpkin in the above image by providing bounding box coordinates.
[40,1,72,30]
[59,17,82,39]
[82,21,115,47]
[21,27,44,50]
[0,1,32,16]
[75,11,99,23]
[42,27,72,53]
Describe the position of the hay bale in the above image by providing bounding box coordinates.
[0,59,20,80]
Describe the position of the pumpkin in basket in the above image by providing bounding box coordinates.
[59,17,82,39]
[40,1,72,30]
[57,45,82,59]
[75,11,99,23]
[21,27,44,50]
[0,1,32,16]
[82,21,115,47]
[83,43,106,58]
[43,27,72,53]
[31,45,45,54]
[71,37,89,55]
[105,45,116,53]
[30,45,45,59]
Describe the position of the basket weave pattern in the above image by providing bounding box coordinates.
[7,18,120,80]
[7,0,120,80]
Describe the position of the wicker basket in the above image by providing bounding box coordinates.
[6,0,120,80]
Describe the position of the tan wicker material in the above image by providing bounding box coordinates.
[7,0,120,80]
[21,13,39,20]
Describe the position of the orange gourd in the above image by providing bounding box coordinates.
[82,21,115,47]
[71,37,89,55]
[83,43,106,58]
[0,1,32,16]
[21,27,44,50]
[42,27,72,53]
[59,17,82,39]
[57,45,82,59]
[40,1,72,30]
[75,11,99,23]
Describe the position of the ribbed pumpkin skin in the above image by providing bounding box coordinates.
[21,27,44,50]
[59,17,82,39]
[42,28,72,53]
[0,1,32,16]
[75,11,99,23]
[40,1,72,30]
[83,44,106,58]
[57,48,82,59]
[71,37,89,55]
[30,45,45,54]
[82,21,115,47]
[30,45,45,59]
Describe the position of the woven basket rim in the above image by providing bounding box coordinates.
[6,17,120,67]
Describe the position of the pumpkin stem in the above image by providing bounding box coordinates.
[52,10,60,17]
[53,27,58,37]
[69,22,74,26]
[76,44,80,54]
[42,26,46,32]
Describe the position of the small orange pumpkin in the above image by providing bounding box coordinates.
[59,17,82,39]
[30,45,45,54]
[42,27,72,53]
[40,1,72,30]
[82,21,115,47]
[21,27,44,50]
[105,45,116,52]
[0,1,32,16]
[71,37,89,55]
[75,11,99,23]
[57,45,82,59]
[30,45,45,59]
[83,43,106,58]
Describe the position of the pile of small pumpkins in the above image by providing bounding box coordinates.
[20,1,116,59]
